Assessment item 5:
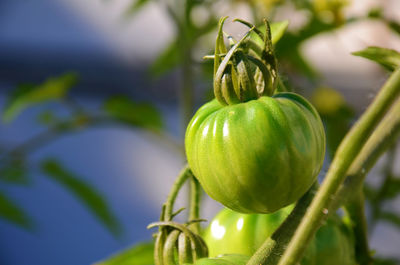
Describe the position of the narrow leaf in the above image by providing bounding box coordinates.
[0,191,34,229]
[3,73,78,122]
[104,96,162,130]
[94,242,154,265]
[250,20,289,47]
[384,177,400,200]
[41,159,122,237]
[379,211,400,228]
[352,47,400,71]
[0,160,30,185]
[270,20,289,45]
[124,0,152,16]
[150,41,180,77]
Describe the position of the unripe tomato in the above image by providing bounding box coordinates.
[203,208,356,265]
[185,93,326,213]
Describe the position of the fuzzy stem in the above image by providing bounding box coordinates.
[189,176,201,234]
[331,98,400,209]
[246,183,318,265]
[344,191,372,265]
[277,68,400,265]
[164,165,192,221]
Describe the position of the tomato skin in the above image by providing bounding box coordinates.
[185,92,326,213]
[203,208,356,265]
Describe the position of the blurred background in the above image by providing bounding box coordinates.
[0,0,399,264]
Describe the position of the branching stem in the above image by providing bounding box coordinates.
[277,68,400,265]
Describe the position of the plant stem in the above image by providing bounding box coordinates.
[277,68,400,265]
[246,182,318,265]
[344,191,372,265]
[189,176,201,234]
[331,97,400,209]
[164,165,192,221]
[369,145,396,232]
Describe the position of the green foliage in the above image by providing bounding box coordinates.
[2,73,78,122]
[372,257,400,265]
[104,96,163,131]
[150,40,181,77]
[0,191,33,229]
[379,211,400,229]
[41,159,122,237]
[352,47,400,71]
[0,159,30,185]
[94,242,154,265]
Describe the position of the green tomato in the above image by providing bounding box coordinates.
[203,208,356,265]
[314,216,356,265]
[185,93,326,213]
[188,254,249,265]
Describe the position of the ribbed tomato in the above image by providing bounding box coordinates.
[185,93,326,213]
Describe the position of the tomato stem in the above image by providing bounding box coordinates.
[246,182,318,265]
[189,176,201,234]
[164,165,192,221]
[344,191,372,265]
[276,67,400,265]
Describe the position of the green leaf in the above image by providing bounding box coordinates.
[379,211,400,229]
[41,159,122,237]
[124,0,152,16]
[384,177,400,200]
[388,21,400,35]
[150,40,180,77]
[104,96,162,131]
[372,257,400,265]
[352,47,400,71]
[3,73,78,122]
[271,20,289,45]
[0,160,30,185]
[250,20,289,47]
[0,191,34,229]
[94,242,154,265]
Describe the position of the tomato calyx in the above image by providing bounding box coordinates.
[207,17,278,105]
[148,220,208,265]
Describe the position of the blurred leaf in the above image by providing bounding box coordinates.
[379,211,400,229]
[372,257,400,265]
[251,20,289,46]
[388,21,400,35]
[384,177,400,200]
[150,40,180,77]
[286,48,319,78]
[125,0,152,16]
[41,159,122,237]
[0,160,30,185]
[37,110,58,125]
[3,73,78,123]
[271,20,289,45]
[104,96,162,131]
[352,47,400,71]
[94,242,154,265]
[364,184,377,201]
[0,191,33,229]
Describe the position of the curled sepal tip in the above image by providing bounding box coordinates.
[212,17,278,105]
[148,221,208,265]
